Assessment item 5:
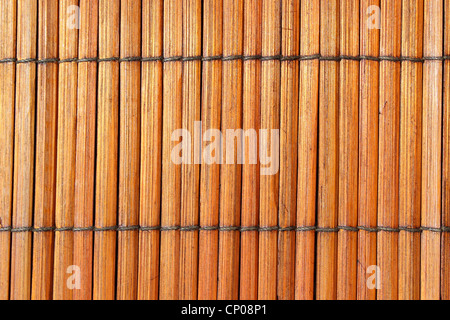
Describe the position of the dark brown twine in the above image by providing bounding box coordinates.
[0,225,449,233]
[1,54,449,64]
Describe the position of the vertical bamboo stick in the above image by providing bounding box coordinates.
[73,0,98,300]
[10,0,37,300]
[116,0,141,301]
[53,0,79,300]
[198,0,222,300]
[138,0,162,300]
[178,0,201,300]
[421,0,443,300]
[218,0,243,300]
[240,0,260,300]
[54,0,79,300]
[357,0,379,301]
[399,0,423,300]
[94,0,119,300]
[295,0,319,301]
[179,0,201,301]
[258,0,281,300]
[442,0,450,301]
[278,0,299,300]
[316,0,339,300]
[160,0,182,300]
[32,0,58,300]
[337,0,359,300]
[377,0,401,300]
[0,0,16,301]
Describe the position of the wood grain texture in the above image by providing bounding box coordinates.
[399,0,423,300]
[73,0,98,301]
[357,0,379,301]
[198,0,222,300]
[337,0,360,300]
[53,0,79,300]
[443,0,450,301]
[32,0,58,300]
[258,0,281,301]
[421,0,443,300]
[10,0,37,300]
[278,0,299,300]
[138,0,162,301]
[0,0,16,301]
[218,0,243,301]
[94,0,119,300]
[1,0,449,301]
[240,0,261,300]
[179,0,201,301]
[296,0,319,301]
[160,0,182,300]
[316,0,339,300]
[377,0,402,300]
[117,0,141,301]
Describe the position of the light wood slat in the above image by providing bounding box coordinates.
[32,0,58,300]
[357,0,379,301]
[399,0,423,300]
[0,0,16,301]
[94,0,120,300]
[258,0,281,301]
[10,0,37,300]
[316,0,339,300]
[377,0,402,301]
[198,0,223,300]
[138,0,163,301]
[296,0,320,300]
[179,0,202,301]
[73,0,99,301]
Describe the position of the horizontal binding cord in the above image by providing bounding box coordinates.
[0,225,449,233]
[1,54,450,64]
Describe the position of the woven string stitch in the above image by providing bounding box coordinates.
[0,225,449,233]
[1,54,450,64]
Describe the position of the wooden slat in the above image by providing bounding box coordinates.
[258,0,281,301]
[160,0,182,300]
[198,0,222,300]
[10,0,37,300]
[0,0,16,301]
[117,0,141,300]
[377,0,402,300]
[278,0,299,300]
[138,0,163,300]
[218,0,243,300]
[94,0,120,300]
[179,0,201,300]
[32,0,58,300]
[240,0,261,300]
[421,0,443,300]
[296,0,319,300]
[357,0,379,301]
[53,0,79,300]
[337,0,360,300]
[73,0,99,301]
[399,0,423,300]
[442,0,450,301]
[316,0,339,300]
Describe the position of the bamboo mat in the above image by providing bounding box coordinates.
[0,0,449,300]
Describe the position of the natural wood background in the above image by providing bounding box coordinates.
[0,0,449,300]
